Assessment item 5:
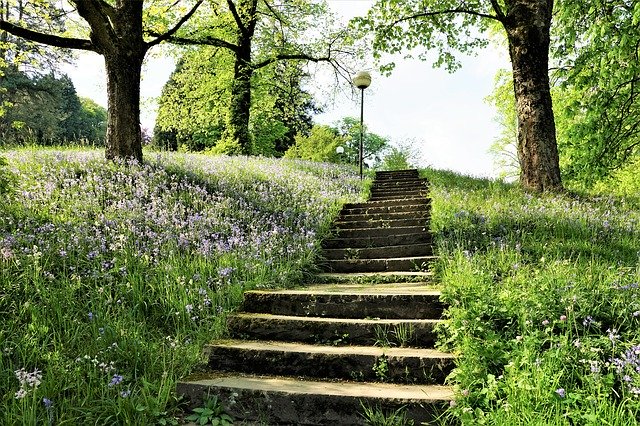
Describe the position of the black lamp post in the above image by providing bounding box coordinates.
[352,71,371,180]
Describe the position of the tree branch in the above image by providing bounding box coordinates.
[0,20,95,51]
[252,53,332,70]
[148,32,239,52]
[146,0,205,49]
[387,8,501,28]
[226,0,247,36]
[489,0,506,21]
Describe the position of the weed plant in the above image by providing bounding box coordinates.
[0,148,364,424]
[423,169,640,424]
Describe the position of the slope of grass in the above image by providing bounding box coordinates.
[424,169,640,425]
[0,148,365,425]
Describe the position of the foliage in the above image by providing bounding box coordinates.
[284,124,344,163]
[380,139,421,171]
[154,50,318,155]
[0,148,364,424]
[285,117,390,166]
[185,397,233,425]
[422,168,640,424]
[0,154,14,194]
[485,69,519,180]
[552,0,640,185]
[359,402,413,426]
[0,68,106,146]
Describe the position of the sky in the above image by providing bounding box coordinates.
[62,0,511,178]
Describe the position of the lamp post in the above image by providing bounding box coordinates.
[352,71,371,180]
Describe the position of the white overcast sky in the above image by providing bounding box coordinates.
[62,0,511,178]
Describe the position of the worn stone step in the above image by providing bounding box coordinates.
[336,210,430,222]
[334,225,427,239]
[205,340,454,385]
[372,178,428,187]
[369,190,428,198]
[228,313,440,347]
[370,186,428,195]
[177,373,453,426]
[341,202,430,216]
[376,170,419,179]
[369,193,428,201]
[313,271,436,284]
[302,282,439,293]
[322,256,437,273]
[334,217,429,230]
[240,287,444,319]
[322,232,432,249]
[344,198,430,209]
[323,243,433,261]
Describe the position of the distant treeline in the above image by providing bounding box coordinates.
[0,67,107,147]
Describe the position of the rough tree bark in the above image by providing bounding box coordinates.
[503,0,562,191]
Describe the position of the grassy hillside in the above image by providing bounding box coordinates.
[2,149,639,425]
[0,149,364,424]
[425,169,640,425]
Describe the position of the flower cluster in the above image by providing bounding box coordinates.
[611,345,640,396]
[14,368,42,399]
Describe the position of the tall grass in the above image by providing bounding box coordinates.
[424,169,640,425]
[0,148,364,424]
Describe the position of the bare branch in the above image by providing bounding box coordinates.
[148,31,239,52]
[489,0,506,21]
[386,8,501,29]
[0,19,95,51]
[146,0,205,49]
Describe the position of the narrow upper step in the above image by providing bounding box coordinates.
[322,255,437,273]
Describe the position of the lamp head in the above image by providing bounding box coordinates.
[352,71,371,89]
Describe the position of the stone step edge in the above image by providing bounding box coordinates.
[177,373,454,402]
[206,339,454,358]
[243,288,442,296]
[230,312,443,326]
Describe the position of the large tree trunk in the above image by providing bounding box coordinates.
[224,51,254,155]
[104,52,144,162]
[504,0,562,192]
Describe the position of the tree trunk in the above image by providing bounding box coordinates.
[225,51,253,155]
[104,52,144,162]
[504,0,562,192]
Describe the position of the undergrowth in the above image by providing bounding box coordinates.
[424,168,640,425]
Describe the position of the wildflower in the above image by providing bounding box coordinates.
[218,266,234,278]
[109,374,123,387]
[1,246,14,260]
[185,304,194,313]
[559,315,567,322]
[449,400,457,408]
[590,361,600,374]
[43,398,53,408]
[542,319,550,326]
[15,389,27,399]
[556,388,566,398]
[573,339,581,348]
[583,316,594,327]
[607,328,620,344]
[88,312,94,321]
[120,390,131,398]
[633,311,640,318]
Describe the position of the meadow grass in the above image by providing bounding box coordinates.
[424,169,640,425]
[0,148,365,425]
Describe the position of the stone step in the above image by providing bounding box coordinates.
[322,256,437,273]
[369,189,428,198]
[369,193,428,201]
[323,243,433,261]
[205,340,454,385]
[228,313,440,347]
[344,197,430,209]
[302,282,439,293]
[177,373,453,426]
[322,232,432,249]
[341,202,430,216]
[372,178,428,188]
[370,186,428,194]
[334,217,428,230]
[336,210,430,222]
[375,169,419,179]
[313,271,435,284]
[334,225,427,239]
[240,287,444,319]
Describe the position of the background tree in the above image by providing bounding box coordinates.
[552,0,640,186]
[0,0,204,161]
[285,117,389,166]
[356,0,562,192]
[154,48,319,155]
[163,0,358,155]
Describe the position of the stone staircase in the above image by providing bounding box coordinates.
[177,169,454,425]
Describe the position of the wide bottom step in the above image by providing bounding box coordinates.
[178,373,453,425]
